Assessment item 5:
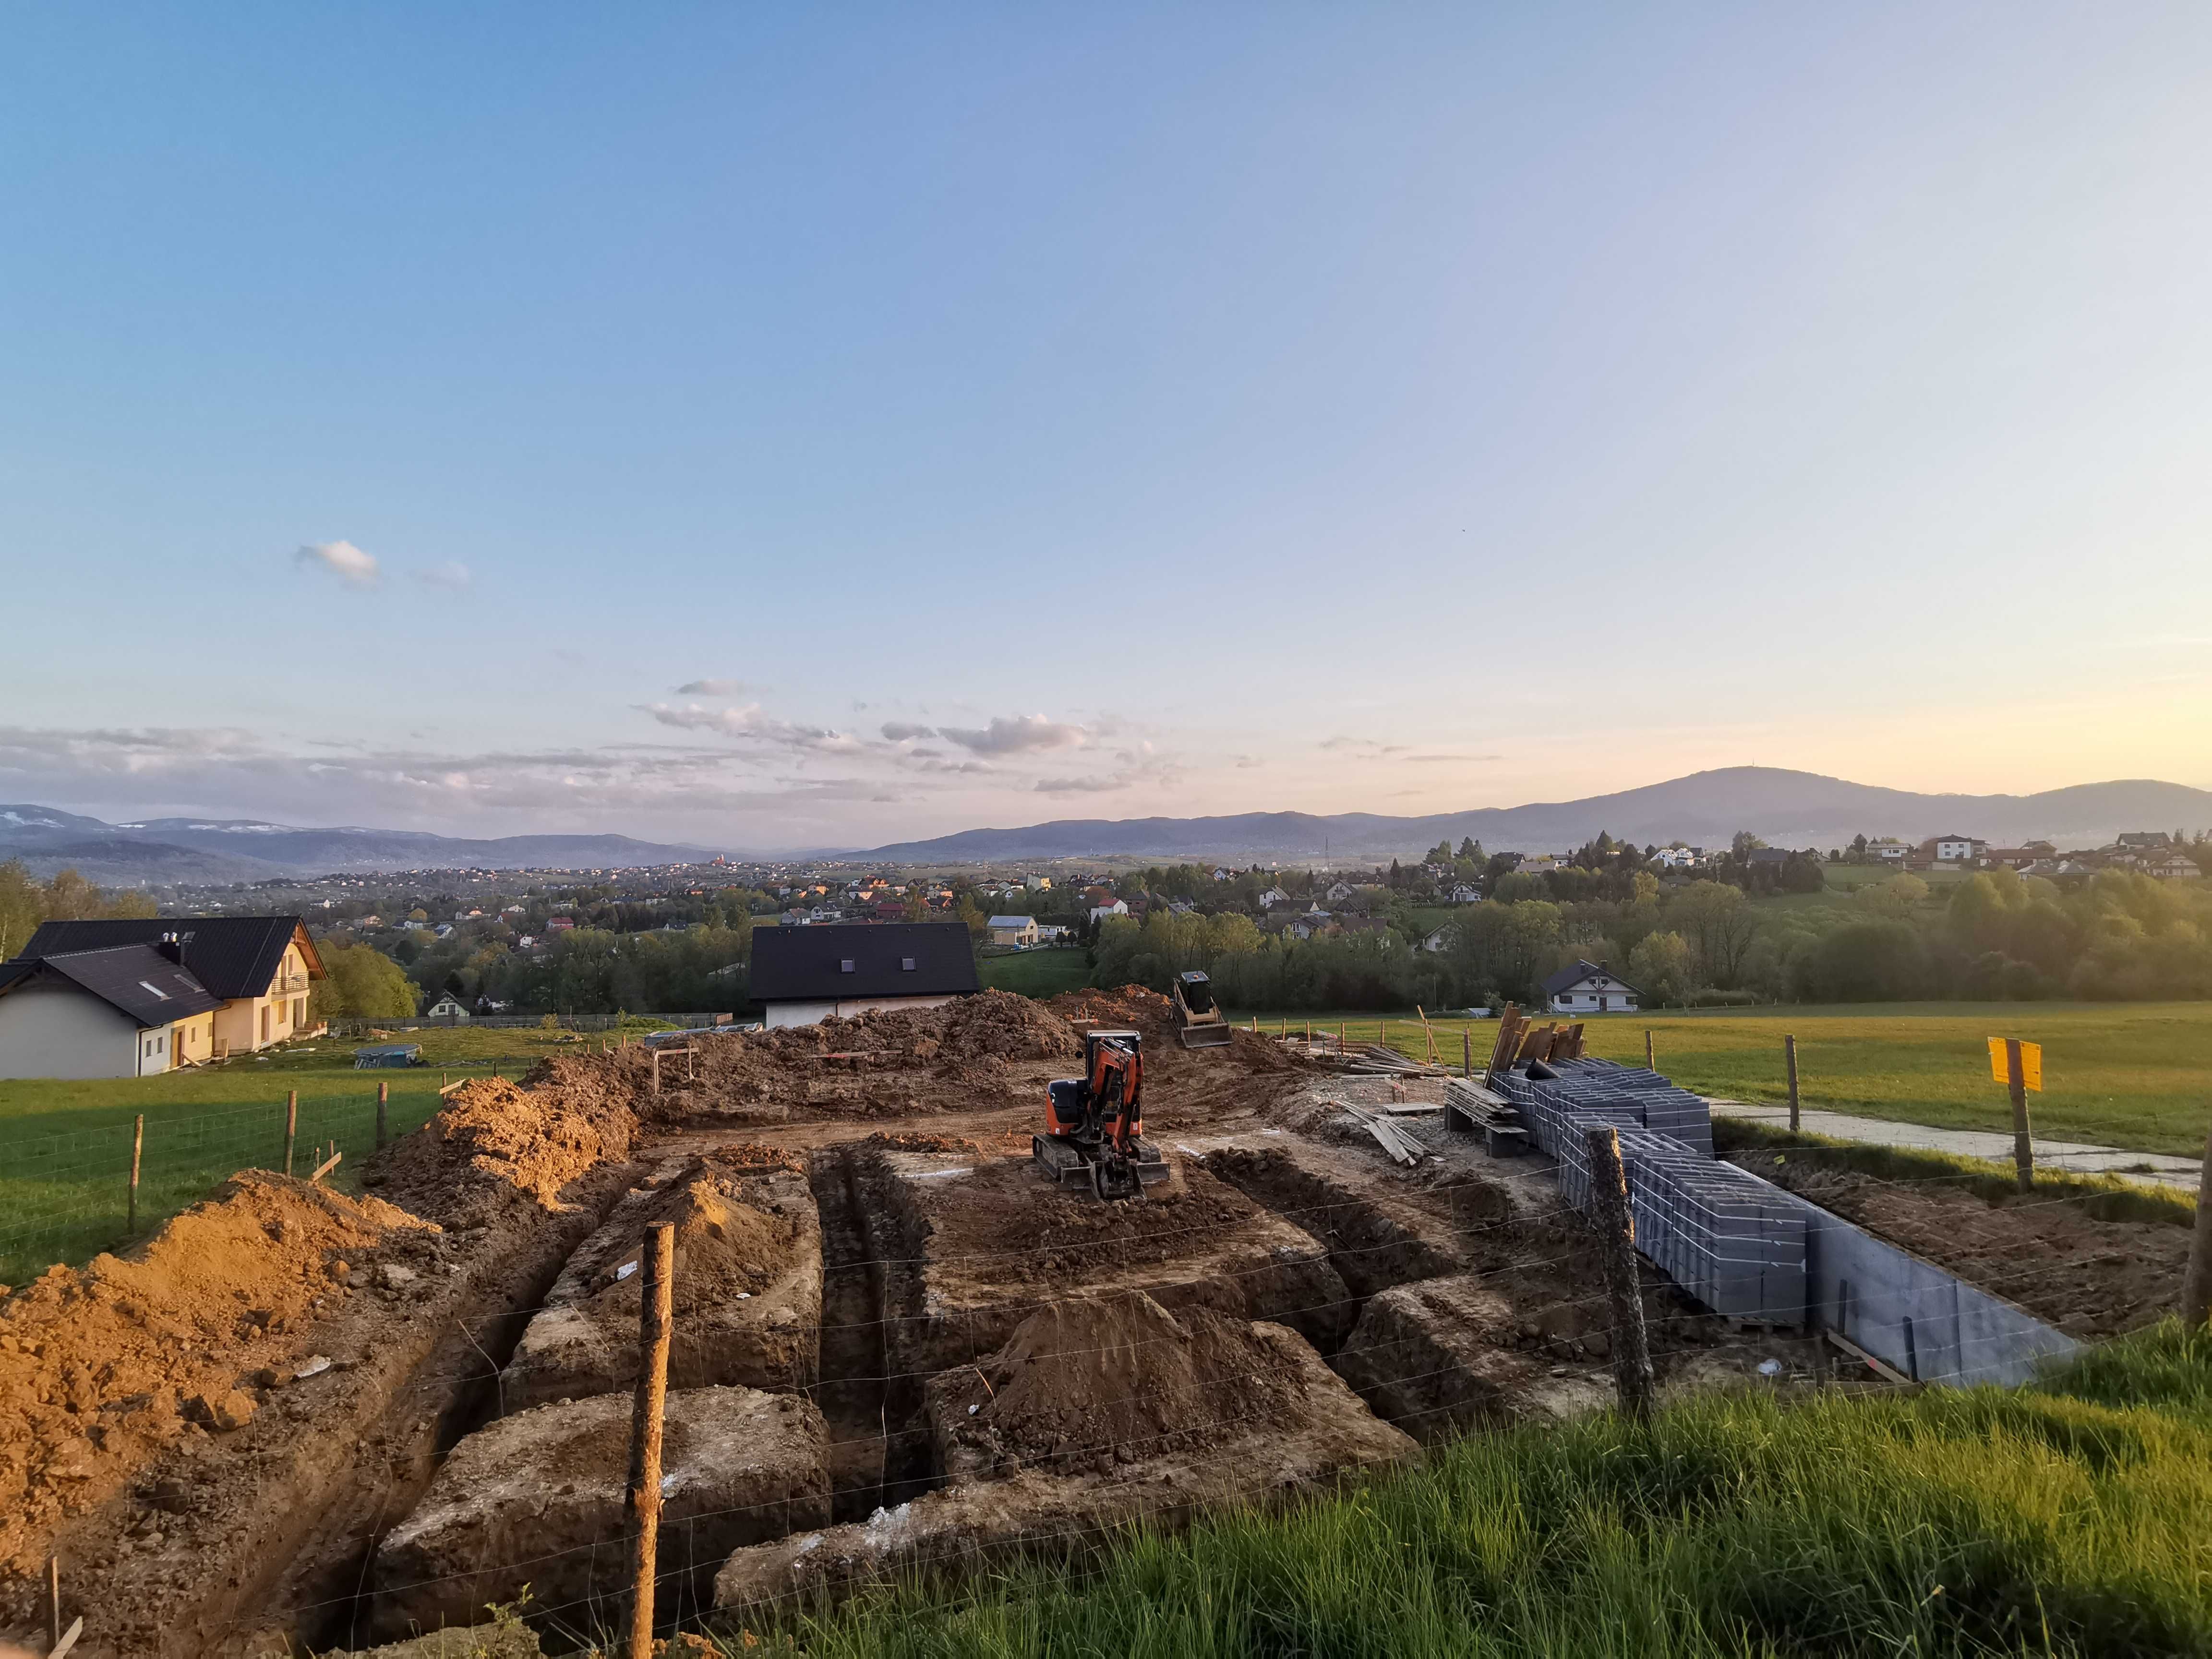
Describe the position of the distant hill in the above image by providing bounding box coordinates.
[0,806,718,884]
[852,768,2212,865]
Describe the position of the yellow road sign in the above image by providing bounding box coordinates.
[1988,1037,2043,1092]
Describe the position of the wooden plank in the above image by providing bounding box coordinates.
[48,1615,83,1659]
[309,1149,342,1185]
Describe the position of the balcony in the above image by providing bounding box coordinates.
[274,974,310,994]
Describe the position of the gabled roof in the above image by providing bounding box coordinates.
[750,922,981,1003]
[13,916,322,1000]
[0,944,225,1027]
[1540,958,1641,998]
[986,915,1034,929]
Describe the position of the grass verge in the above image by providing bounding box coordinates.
[715,1322,2212,1658]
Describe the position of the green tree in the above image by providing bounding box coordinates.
[313,942,422,1018]
[1625,930,1693,1007]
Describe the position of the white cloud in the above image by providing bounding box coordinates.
[880,721,937,742]
[938,714,1088,755]
[638,702,857,753]
[412,561,472,591]
[1034,774,1126,793]
[676,679,759,696]
[294,540,379,588]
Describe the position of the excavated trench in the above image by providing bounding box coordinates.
[808,1149,893,1524]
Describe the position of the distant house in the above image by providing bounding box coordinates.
[1211,868,1236,882]
[1746,848,1792,867]
[1928,835,1985,863]
[1324,881,1357,903]
[424,992,470,1023]
[750,922,980,1028]
[1089,899,1130,923]
[0,915,326,1077]
[1445,884,1482,904]
[1421,925,1458,954]
[1864,838,1911,863]
[2152,854,2203,881]
[1257,888,1290,909]
[1541,959,1641,1016]
[1520,855,1562,876]
[546,916,576,933]
[987,915,1039,947]
[1034,924,1068,944]
[1651,846,1706,870]
[2118,832,2173,851]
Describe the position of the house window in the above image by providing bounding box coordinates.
[261,1006,271,1042]
[840,959,856,974]
[901,957,916,971]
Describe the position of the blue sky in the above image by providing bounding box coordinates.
[4,3,2209,851]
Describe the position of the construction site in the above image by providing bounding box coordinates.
[1,986,2196,1659]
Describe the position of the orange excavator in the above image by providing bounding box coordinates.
[1034,1029,1169,1200]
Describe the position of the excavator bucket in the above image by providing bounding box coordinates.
[1172,971,1235,1049]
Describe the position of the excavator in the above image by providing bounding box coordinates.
[1033,1029,1170,1200]
[1171,971,1233,1049]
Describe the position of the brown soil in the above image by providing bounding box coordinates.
[1733,1156,2190,1340]
[373,1062,639,1226]
[501,1153,822,1407]
[0,1172,434,1582]
[929,1293,1312,1479]
[1046,986,1313,1128]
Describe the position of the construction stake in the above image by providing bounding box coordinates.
[625,1222,675,1659]
[1644,1029,1655,1071]
[650,1048,662,1096]
[128,1114,144,1233]
[375,1080,389,1151]
[283,1090,298,1178]
[47,1555,61,1653]
[1585,1126,1655,1423]
[2006,1038,2033,1194]
[1463,1030,1472,1079]
[1785,1034,1801,1134]
[2183,1122,2212,1326]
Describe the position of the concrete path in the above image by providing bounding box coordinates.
[1706,1098,2206,1193]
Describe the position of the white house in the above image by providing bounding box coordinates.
[1421,925,1458,954]
[2152,854,2203,881]
[1446,883,1482,904]
[1540,959,1641,1015]
[750,922,980,1027]
[987,915,1039,947]
[1650,846,1704,870]
[1323,881,1357,903]
[1931,834,1985,863]
[1257,888,1291,909]
[1089,899,1130,923]
[1865,838,1911,862]
[425,992,471,1023]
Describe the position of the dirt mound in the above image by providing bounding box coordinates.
[937,1292,1310,1474]
[939,990,1083,1061]
[1047,984,1177,1036]
[0,1172,434,1577]
[860,1131,987,1155]
[373,1066,637,1226]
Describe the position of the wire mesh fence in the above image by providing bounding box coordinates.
[0,1087,450,1286]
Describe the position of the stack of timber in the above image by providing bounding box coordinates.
[1344,1043,1447,1079]
[1334,1101,1433,1166]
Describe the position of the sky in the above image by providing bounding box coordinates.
[3,3,2210,853]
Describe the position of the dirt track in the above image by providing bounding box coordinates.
[0,984,2175,1656]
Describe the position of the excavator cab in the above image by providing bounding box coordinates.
[1034,1029,1169,1200]
[1172,971,1233,1049]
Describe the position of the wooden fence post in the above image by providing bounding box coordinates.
[1644,1029,1654,1071]
[1785,1035,1800,1134]
[1584,1127,1655,1423]
[1463,1030,1472,1079]
[2006,1038,2033,1194]
[47,1554,61,1652]
[625,1223,676,1659]
[375,1081,389,1150]
[283,1091,298,1178]
[128,1115,144,1233]
[2182,1122,2212,1326]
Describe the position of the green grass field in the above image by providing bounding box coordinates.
[0,1023,637,1284]
[1232,1001,2212,1158]
[978,949,1093,999]
[723,1322,2212,1658]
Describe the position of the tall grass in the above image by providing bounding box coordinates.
[721,1323,2212,1657]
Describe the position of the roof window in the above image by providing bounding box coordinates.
[901,957,916,971]
[839,959,856,974]
[138,980,170,1000]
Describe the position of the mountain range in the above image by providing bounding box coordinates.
[852,769,2212,865]
[0,806,715,885]
[4,769,2207,885]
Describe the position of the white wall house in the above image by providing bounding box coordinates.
[987,915,1039,947]
[1089,900,1129,923]
[0,944,227,1080]
[1932,835,1984,863]
[1540,959,1642,1015]
[425,992,471,1022]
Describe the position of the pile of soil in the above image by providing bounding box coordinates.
[373,1062,638,1226]
[1735,1157,2190,1340]
[921,1160,1270,1286]
[0,1173,434,1581]
[936,1291,1310,1476]
[1047,986,1313,1127]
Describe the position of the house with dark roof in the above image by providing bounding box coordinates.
[0,916,325,1075]
[1540,959,1641,1016]
[748,921,980,1027]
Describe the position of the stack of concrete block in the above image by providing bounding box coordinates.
[1491,1061,1805,1325]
